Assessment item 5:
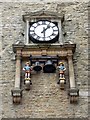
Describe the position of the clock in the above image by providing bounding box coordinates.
[29,20,59,43]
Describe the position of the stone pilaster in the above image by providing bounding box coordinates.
[11,50,22,104]
[67,53,75,88]
[26,20,29,44]
[67,50,79,103]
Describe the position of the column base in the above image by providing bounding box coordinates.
[68,88,79,103]
[11,88,22,104]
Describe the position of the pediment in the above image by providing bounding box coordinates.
[23,10,64,22]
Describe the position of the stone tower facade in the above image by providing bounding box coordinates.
[0,0,89,119]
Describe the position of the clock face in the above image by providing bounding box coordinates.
[29,20,59,43]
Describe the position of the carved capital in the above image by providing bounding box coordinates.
[16,55,22,60]
[15,50,22,60]
[67,50,73,58]
[11,88,22,104]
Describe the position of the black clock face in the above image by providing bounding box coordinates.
[29,20,59,43]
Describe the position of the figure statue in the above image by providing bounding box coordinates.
[23,62,32,85]
[58,62,66,78]
[57,62,66,84]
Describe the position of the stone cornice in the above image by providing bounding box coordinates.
[12,43,76,58]
[22,10,64,22]
[13,43,76,51]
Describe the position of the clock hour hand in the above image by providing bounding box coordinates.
[42,27,45,38]
[41,25,50,33]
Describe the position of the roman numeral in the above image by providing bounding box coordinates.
[31,33,36,37]
[52,33,56,36]
[30,30,34,33]
[53,30,58,35]
[52,26,56,28]
[42,21,45,24]
[36,36,40,40]
[53,30,58,32]
[37,22,40,26]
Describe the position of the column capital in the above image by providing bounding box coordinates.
[16,55,22,60]
[67,55,73,60]
[16,50,22,60]
[26,19,29,22]
[67,50,73,58]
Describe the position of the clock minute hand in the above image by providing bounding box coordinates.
[41,25,50,33]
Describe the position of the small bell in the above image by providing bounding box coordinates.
[33,61,42,72]
[43,60,56,73]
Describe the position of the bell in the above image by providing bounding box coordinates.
[43,60,56,73]
[33,61,42,72]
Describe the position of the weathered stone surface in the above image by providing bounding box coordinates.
[0,0,89,2]
[0,1,88,119]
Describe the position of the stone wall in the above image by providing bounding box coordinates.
[0,1,89,119]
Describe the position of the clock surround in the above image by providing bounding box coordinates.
[22,10,64,44]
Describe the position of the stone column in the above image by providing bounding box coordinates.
[11,50,22,104]
[15,52,21,88]
[67,50,79,103]
[67,54,75,88]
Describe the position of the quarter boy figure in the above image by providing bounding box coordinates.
[58,62,66,78]
[57,62,66,84]
[23,62,31,78]
[23,62,32,84]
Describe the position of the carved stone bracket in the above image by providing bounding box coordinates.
[24,78,32,90]
[11,88,22,104]
[59,78,65,90]
[68,88,79,103]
